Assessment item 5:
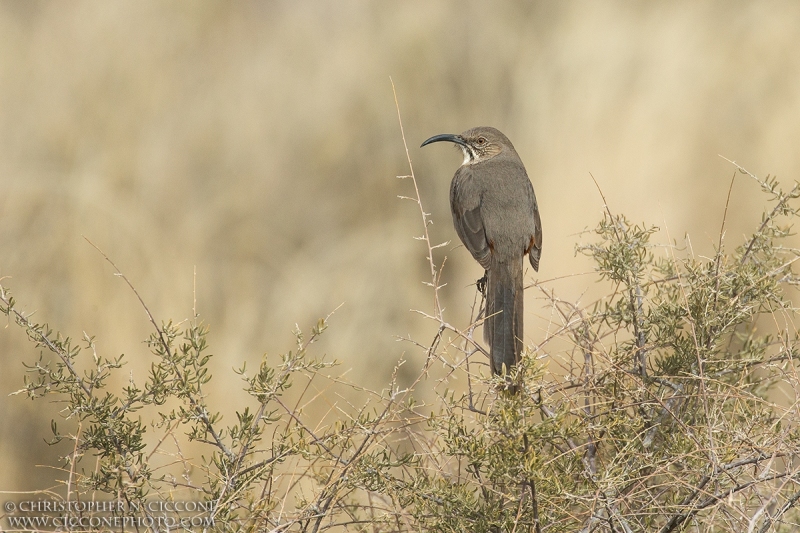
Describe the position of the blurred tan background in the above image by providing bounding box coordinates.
[2,0,800,492]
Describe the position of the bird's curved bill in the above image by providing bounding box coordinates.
[420,133,468,148]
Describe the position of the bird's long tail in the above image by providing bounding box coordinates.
[484,258,524,380]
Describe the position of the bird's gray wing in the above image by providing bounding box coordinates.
[450,166,491,269]
[527,178,542,271]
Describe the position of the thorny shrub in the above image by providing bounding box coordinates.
[3,143,800,531]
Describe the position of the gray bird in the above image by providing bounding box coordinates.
[421,127,542,385]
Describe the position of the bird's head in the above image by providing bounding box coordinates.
[421,126,515,165]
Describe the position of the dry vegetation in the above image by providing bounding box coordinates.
[3,95,800,530]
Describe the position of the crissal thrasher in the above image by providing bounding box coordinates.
[422,127,542,383]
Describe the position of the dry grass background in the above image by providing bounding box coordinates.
[2,0,800,494]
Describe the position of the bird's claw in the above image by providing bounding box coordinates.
[476,273,487,296]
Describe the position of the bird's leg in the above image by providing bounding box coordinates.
[476,271,488,296]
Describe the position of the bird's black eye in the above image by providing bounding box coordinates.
[476,137,487,145]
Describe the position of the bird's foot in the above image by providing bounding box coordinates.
[476,273,487,296]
